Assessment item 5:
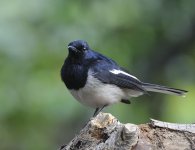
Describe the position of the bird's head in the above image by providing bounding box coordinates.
[67,40,89,58]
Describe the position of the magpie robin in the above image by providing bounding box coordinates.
[61,40,188,117]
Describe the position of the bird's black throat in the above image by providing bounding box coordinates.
[61,57,89,90]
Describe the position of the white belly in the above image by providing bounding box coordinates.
[69,72,143,108]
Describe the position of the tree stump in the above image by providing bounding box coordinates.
[60,113,195,150]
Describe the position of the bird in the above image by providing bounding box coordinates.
[61,40,188,117]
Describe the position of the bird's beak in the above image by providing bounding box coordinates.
[68,46,77,53]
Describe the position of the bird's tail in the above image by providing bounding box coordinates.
[142,83,188,96]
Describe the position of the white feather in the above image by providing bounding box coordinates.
[109,69,138,80]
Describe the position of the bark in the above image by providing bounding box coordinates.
[60,113,195,150]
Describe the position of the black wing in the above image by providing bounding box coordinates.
[90,61,147,93]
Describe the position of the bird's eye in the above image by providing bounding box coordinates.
[83,47,86,50]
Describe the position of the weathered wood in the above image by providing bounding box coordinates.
[150,119,195,134]
[60,113,195,150]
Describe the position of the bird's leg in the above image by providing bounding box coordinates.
[82,105,107,129]
[93,105,107,117]
[93,108,100,117]
[82,108,101,128]
[81,108,100,128]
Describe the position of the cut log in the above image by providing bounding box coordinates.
[60,113,195,150]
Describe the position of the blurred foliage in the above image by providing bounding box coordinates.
[0,0,195,149]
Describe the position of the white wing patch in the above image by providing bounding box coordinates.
[110,69,138,80]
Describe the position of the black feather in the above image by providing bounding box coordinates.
[142,82,188,96]
[121,99,131,104]
[91,61,147,93]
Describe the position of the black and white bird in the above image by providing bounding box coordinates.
[61,40,187,117]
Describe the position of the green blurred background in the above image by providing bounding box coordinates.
[0,0,195,149]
